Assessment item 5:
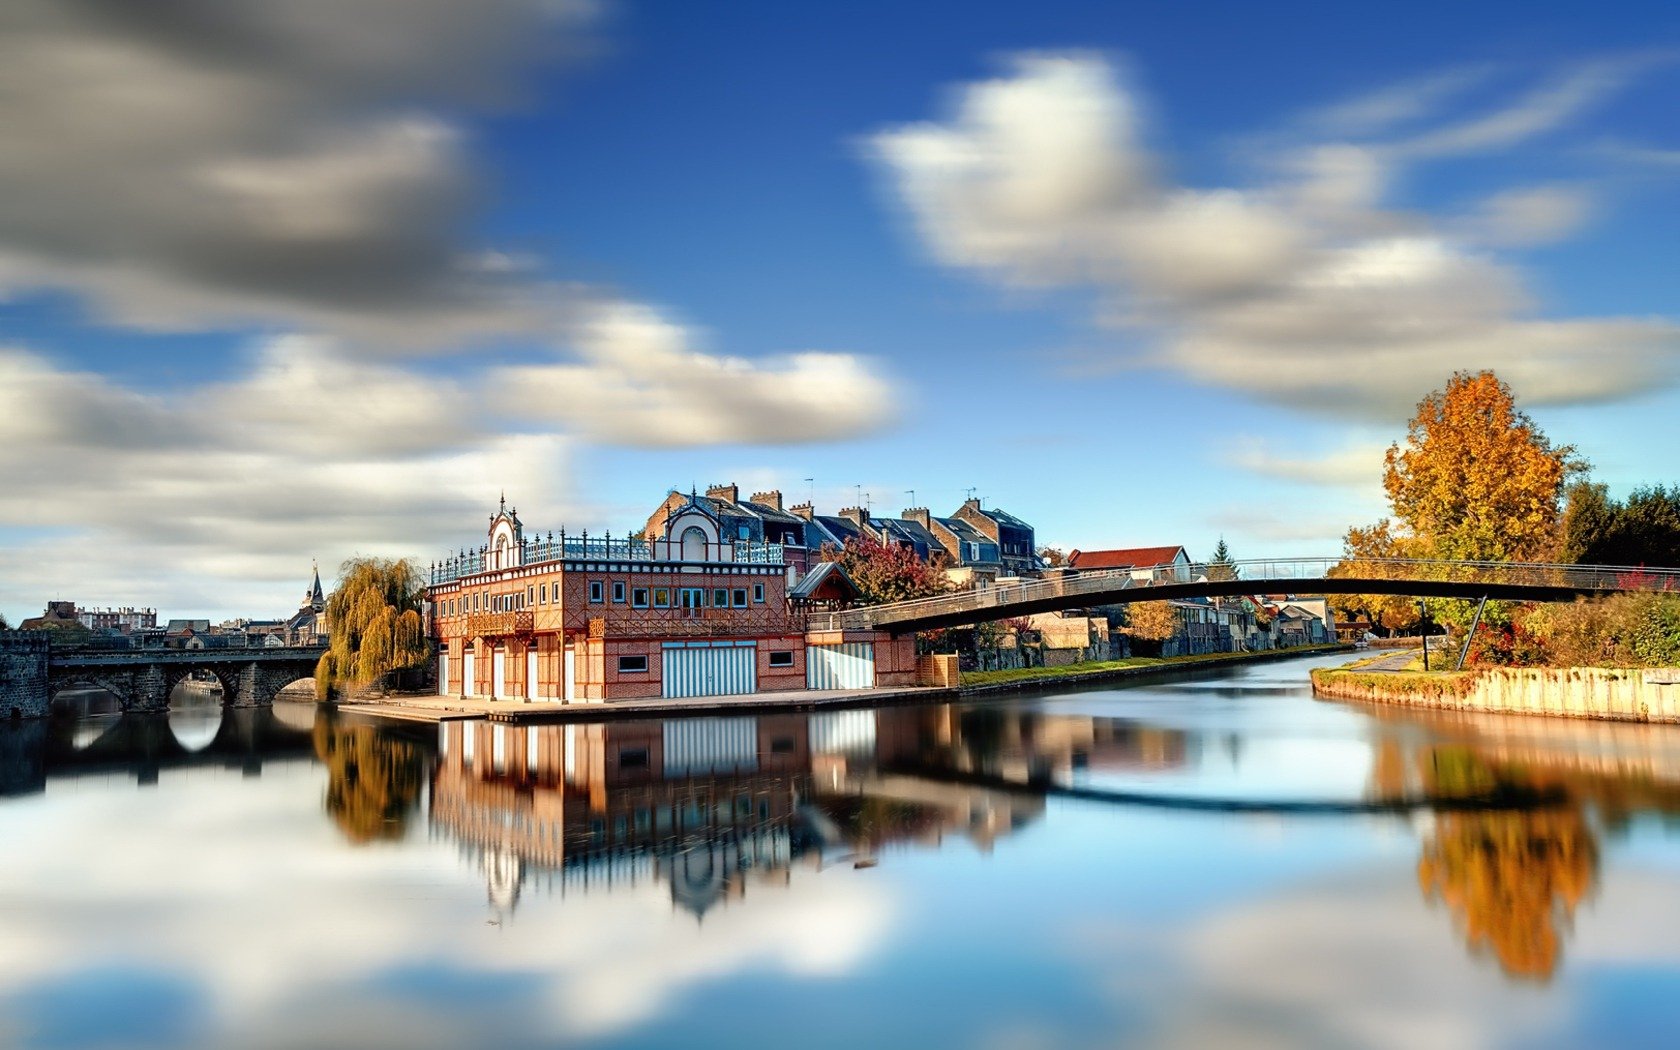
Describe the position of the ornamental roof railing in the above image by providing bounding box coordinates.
[429,534,785,586]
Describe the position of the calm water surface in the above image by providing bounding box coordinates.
[5,652,1680,1049]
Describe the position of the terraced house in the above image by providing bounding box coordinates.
[426,496,916,703]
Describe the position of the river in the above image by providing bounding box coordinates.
[3,651,1679,1049]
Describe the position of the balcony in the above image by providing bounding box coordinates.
[466,610,533,638]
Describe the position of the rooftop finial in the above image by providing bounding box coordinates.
[499,491,506,514]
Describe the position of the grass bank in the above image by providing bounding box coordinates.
[960,644,1350,695]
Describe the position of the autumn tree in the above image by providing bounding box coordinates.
[1329,520,1426,633]
[819,537,948,605]
[315,557,429,697]
[1382,371,1579,562]
[1126,601,1178,643]
[1038,547,1068,568]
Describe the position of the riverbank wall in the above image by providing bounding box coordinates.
[1312,665,1680,724]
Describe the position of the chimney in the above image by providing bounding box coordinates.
[839,506,869,526]
[902,507,932,529]
[961,497,982,513]
[750,489,783,511]
[790,502,815,521]
[706,482,739,504]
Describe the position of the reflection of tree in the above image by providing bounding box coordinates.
[1412,747,1598,982]
[313,721,424,844]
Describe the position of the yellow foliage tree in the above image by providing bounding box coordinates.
[315,557,429,697]
[1127,601,1178,642]
[1338,371,1581,633]
[1383,371,1579,563]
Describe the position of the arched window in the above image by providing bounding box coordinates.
[681,526,708,562]
[496,535,510,569]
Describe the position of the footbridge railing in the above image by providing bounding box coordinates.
[810,558,1680,634]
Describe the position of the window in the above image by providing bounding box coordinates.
[540,583,547,604]
[732,588,747,608]
[737,524,751,540]
[589,581,604,604]
[617,654,648,673]
[632,587,649,608]
[713,587,729,608]
[680,588,705,612]
[474,592,481,611]
[613,582,625,603]
[769,650,794,668]
[753,583,765,603]
[619,747,649,769]
[653,588,670,608]
[527,585,534,604]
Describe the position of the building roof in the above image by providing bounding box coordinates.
[976,506,1034,531]
[790,561,861,601]
[1068,546,1187,570]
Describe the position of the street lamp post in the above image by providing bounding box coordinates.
[1418,600,1429,671]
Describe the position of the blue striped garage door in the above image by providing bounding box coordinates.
[806,642,876,690]
[661,641,758,699]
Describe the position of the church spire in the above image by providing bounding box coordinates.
[308,560,324,606]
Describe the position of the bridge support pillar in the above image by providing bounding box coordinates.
[228,663,265,708]
[129,666,170,714]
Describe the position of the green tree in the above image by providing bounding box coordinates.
[1559,482,1680,567]
[315,557,429,697]
[1206,538,1238,582]
[820,537,948,605]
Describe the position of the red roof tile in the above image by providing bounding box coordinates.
[1068,546,1186,569]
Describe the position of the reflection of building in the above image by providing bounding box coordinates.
[431,716,821,919]
[425,496,915,703]
[429,703,1200,918]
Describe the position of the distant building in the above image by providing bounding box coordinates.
[18,600,81,631]
[77,607,157,632]
[284,564,328,645]
[1067,545,1192,581]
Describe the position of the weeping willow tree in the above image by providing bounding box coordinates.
[315,557,429,697]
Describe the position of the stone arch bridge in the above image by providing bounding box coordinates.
[41,646,326,715]
[810,558,1680,635]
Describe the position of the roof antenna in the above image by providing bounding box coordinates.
[905,489,916,507]
[803,477,815,505]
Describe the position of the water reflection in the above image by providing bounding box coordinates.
[1367,712,1680,983]
[313,721,427,844]
[8,671,1680,1047]
[429,707,1207,919]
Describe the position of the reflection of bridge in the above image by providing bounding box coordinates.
[45,646,325,713]
[810,558,1680,634]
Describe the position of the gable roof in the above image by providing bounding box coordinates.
[1067,546,1187,570]
[790,560,861,601]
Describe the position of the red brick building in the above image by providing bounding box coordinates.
[426,495,915,703]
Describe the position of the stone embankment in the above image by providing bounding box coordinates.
[1313,665,1680,724]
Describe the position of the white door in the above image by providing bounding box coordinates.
[526,649,538,701]
[806,642,875,690]
[661,642,757,699]
[437,653,449,696]
[563,648,576,702]
[463,651,476,696]
[492,649,506,698]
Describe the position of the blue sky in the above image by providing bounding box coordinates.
[2,0,1678,623]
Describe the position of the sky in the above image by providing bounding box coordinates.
[2,0,1678,624]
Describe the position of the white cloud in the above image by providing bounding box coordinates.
[1459,185,1594,246]
[870,54,1680,419]
[0,0,603,344]
[1227,438,1387,488]
[498,301,900,448]
[0,316,898,621]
